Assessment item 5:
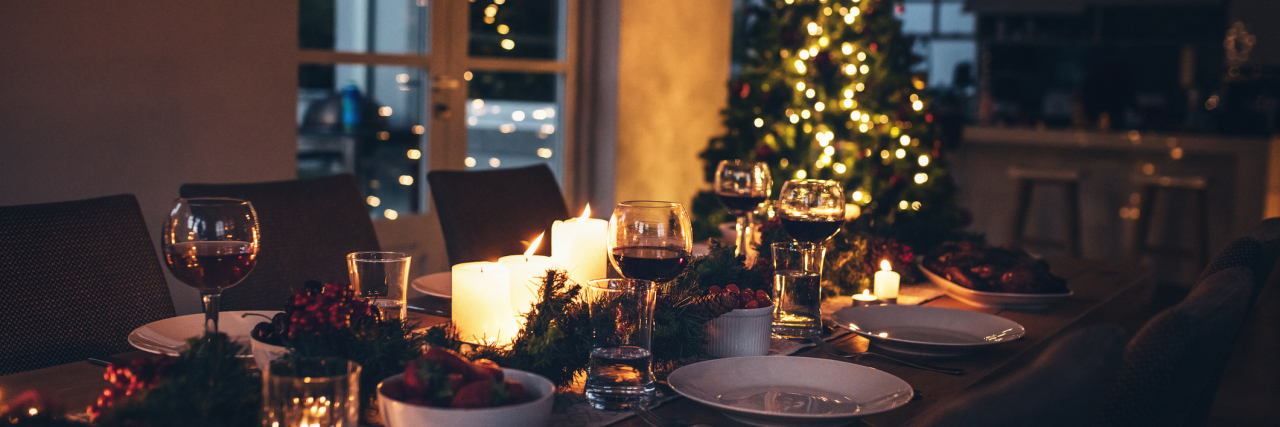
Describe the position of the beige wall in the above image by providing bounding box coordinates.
[613,0,733,205]
[0,1,298,314]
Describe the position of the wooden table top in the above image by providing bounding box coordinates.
[0,257,1152,426]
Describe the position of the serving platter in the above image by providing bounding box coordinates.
[919,265,1072,310]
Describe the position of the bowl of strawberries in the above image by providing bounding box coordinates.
[377,347,555,427]
[704,284,774,358]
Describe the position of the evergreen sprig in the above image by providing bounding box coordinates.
[93,334,259,427]
[284,318,427,414]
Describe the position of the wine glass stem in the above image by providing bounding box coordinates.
[201,292,221,336]
[735,214,754,264]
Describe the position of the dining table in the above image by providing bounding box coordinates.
[0,257,1152,426]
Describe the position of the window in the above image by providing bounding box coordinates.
[896,0,976,89]
[297,0,578,219]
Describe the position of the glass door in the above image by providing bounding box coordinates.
[297,0,577,219]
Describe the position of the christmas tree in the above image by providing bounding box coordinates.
[694,0,966,254]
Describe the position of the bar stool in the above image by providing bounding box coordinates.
[1130,174,1210,271]
[1008,167,1083,258]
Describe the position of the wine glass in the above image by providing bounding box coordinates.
[714,160,772,260]
[162,198,260,336]
[777,179,846,244]
[607,201,693,283]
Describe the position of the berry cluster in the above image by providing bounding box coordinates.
[88,357,176,420]
[251,281,380,344]
[708,284,772,309]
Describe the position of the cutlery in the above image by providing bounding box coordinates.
[86,358,112,367]
[808,332,965,375]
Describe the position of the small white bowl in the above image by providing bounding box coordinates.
[378,368,555,427]
[250,337,289,372]
[705,305,774,358]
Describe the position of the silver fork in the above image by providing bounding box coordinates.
[809,333,965,375]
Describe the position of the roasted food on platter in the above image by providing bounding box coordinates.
[923,242,1068,294]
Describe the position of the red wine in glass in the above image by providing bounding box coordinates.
[715,194,768,215]
[611,246,691,282]
[164,241,256,291]
[780,217,844,243]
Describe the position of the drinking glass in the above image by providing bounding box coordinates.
[347,251,410,320]
[584,278,657,410]
[162,198,260,336]
[714,160,772,260]
[777,179,845,244]
[262,358,361,427]
[606,201,693,283]
[771,242,826,338]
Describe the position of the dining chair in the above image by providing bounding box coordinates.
[180,174,380,311]
[1100,265,1256,427]
[903,324,1127,427]
[0,195,176,375]
[427,164,569,264]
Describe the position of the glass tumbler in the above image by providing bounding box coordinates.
[584,278,658,410]
[771,241,826,338]
[262,358,361,427]
[347,251,410,320]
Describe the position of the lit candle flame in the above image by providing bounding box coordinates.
[861,289,871,297]
[579,204,591,219]
[524,232,545,258]
[880,260,891,271]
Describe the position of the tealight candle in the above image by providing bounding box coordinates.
[552,205,608,286]
[451,262,517,346]
[498,233,554,322]
[852,289,878,306]
[873,260,900,304]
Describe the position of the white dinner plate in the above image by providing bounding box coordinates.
[831,305,1025,357]
[919,265,1072,310]
[667,356,913,427]
[410,272,452,299]
[128,310,280,357]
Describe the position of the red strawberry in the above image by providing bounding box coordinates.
[422,346,472,375]
[451,380,498,408]
[504,380,530,404]
[467,359,504,383]
[756,289,768,298]
[725,284,740,293]
[402,358,437,397]
[744,300,761,309]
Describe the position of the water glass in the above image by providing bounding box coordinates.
[771,242,826,338]
[262,358,361,427]
[584,278,657,410]
[347,251,410,320]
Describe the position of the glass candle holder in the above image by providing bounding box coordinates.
[262,358,361,427]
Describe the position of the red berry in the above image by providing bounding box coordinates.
[744,300,760,309]
[756,289,768,298]
[725,284,740,293]
[708,286,722,295]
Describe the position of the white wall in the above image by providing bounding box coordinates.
[0,1,298,314]
[612,0,734,206]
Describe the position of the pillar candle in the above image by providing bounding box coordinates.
[552,205,608,286]
[451,262,517,346]
[873,260,900,302]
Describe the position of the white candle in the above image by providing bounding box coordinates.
[873,260,900,302]
[552,205,608,286]
[852,289,878,306]
[498,233,553,322]
[451,262,517,346]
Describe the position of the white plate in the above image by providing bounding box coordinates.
[128,310,280,357]
[667,356,913,427]
[831,305,1024,357]
[919,265,1072,310]
[411,272,451,298]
